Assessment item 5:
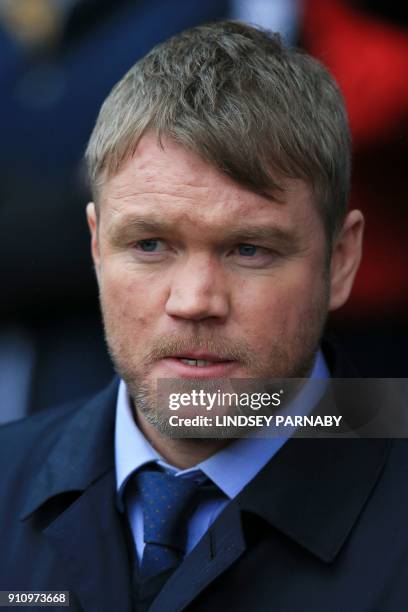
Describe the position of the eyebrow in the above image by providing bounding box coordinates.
[107,218,176,244]
[107,216,300,250]
[224,226,300,249]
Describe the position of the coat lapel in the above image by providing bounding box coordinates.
[150,501,246,612]
[234,343,391,562]
[19,379,133,612]
[237,436,391,562]
[43,468,132,612]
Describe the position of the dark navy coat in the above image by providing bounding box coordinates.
[0,346,407,611]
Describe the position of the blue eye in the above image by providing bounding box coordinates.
[138,239,160,252]
[238,244,259,256]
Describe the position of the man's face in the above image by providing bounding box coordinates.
[88,133,331,426]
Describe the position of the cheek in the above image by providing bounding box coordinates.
[232,266,325,340]
[231,283,287,350]
[100,265,156,330]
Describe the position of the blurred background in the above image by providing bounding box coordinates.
[0,0,407,423]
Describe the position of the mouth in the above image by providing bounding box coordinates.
[178,358,221,367]
[172,352,230,365]
[155,353,237,378]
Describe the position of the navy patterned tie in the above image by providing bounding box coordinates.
[136,470,200,582]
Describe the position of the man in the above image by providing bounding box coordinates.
[0,20,406,612]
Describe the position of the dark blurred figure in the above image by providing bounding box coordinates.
[0,0,228,422]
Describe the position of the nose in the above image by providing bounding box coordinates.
[165,253,230,322]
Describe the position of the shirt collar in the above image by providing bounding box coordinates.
[115,350,329,507]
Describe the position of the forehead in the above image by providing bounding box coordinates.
[99,132,317,233]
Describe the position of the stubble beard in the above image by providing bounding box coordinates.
[101,282,329,439]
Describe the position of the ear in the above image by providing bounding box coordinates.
[86,202,101,282]
[329,209,364,311]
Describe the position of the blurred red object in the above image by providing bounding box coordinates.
[303,0,408,318]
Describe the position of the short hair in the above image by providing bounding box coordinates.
[85,20,351,244]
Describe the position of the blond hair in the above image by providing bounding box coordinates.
[85,20,351,243]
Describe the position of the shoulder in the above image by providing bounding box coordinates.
[0,398,85,480]
[0,378,119,487]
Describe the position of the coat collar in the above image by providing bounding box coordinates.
[236,435,391,562]
[235,340,392,562]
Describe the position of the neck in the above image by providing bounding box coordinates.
[135,409,231,469]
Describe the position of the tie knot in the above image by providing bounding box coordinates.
[136,470,200,552]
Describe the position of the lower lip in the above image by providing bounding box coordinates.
[155,357,238,378]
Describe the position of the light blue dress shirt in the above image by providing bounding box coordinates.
[115,351,329,562]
